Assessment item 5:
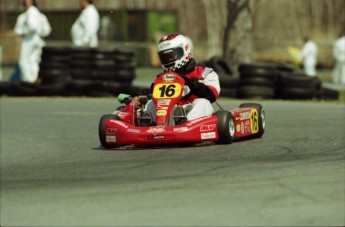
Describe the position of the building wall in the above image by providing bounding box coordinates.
[1,0,218,64]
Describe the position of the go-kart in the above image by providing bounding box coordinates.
[99,71,265,148]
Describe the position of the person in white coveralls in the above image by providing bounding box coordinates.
[71,0,100,47]
[297,36,318,76]
[332,31,345,85]
[14,0,51,83]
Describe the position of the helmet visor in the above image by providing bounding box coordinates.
[158,47,184,66]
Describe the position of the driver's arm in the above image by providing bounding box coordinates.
[187,69,220,103]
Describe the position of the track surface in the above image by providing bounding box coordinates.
[1,97,344,226]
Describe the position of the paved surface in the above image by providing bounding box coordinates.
[1,97,344,226]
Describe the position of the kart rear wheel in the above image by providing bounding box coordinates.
[239,103,265,138]
[99,114,120,148]
[215,111,235,144]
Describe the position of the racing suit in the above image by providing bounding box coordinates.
[145,59,221,121]
[71,4,100,47]
[14,6,50,83]
[332,36,345,85]
[297,40,318,76]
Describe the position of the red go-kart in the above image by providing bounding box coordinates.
[99,71,265,148]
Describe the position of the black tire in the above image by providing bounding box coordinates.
[238,63,277,73]
[237,85,275,99]
[94,48,116,60]
[275,63,297,73]
[218,72,239,88]
[239,103,265,138]
[240,70,278,81]
[39,68,71,84]
[215,111,235,144]
[208,56,232,75]
[64,80,94,96]
[116,60,137,69]
[71,47,95,59]
[92,59,116,69]
[277,73,316,88]
[37,82,67,96]
[70,68,93,79]
[219,87,237,98]
[40,61,69,70]
[277,87,315,100]
[10,81,38,96]
[315,87,339,100]
[240,76,275,87]
[42,46,71,55]
[99,114,120,148]
[114,49,135,61]
[0,82,12,96]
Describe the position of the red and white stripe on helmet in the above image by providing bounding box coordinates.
[157,33,192,71]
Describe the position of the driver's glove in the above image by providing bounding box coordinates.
[187,78,216,103]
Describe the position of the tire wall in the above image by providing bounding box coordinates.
[200,57,338,101]
[1,45,140,97]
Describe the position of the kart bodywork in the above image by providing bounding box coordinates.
[99,72,265,148]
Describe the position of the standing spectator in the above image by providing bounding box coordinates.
[297,36,318,76]
[332,31,345,85]
[14,0,52,83]
[71,0,100,47]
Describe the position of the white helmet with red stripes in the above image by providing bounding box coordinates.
[157,33,192,71]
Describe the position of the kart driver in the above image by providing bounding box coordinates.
[140,33,221,126]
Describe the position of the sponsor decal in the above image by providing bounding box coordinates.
[244,120,251,133]
[106,135,116,142]
[157,99,171,106]
[173,127,188,132]
[201,132,216,140]
[157,106,168,110]
[162,74,176,81]
[156,110,167,116]
[147,126,165,135]
[159,42,170,48]
[236,124,241,132]
[148,135,165,140]
[110,120,128,129]
[241,122,244,134]
[240,111,250,120]
[202,67,213,77]
[235,116,240,121]
[106,128,117,134]
[200,124,216,132]
[127,128,140,133]
[187,116,212,126]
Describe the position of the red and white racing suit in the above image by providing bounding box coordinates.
[145,65,221,121]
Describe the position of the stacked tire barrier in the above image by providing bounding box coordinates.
[39,46,71,96]
[200,58,339,100]
[237,63,277,99]
[0,45,139,97]
[0,52,340,100]
[237,62,338,100]
[200,56,239,98]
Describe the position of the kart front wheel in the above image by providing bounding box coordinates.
[215,111,235,144]
[99,114,120,148]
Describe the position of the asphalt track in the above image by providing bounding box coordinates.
[1,97,344,226]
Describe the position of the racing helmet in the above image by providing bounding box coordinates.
[157,33,192,71]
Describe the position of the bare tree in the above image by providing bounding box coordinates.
[222,0,253,74]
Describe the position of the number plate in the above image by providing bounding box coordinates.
[152,83,182,99]
[250,109,259,133]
